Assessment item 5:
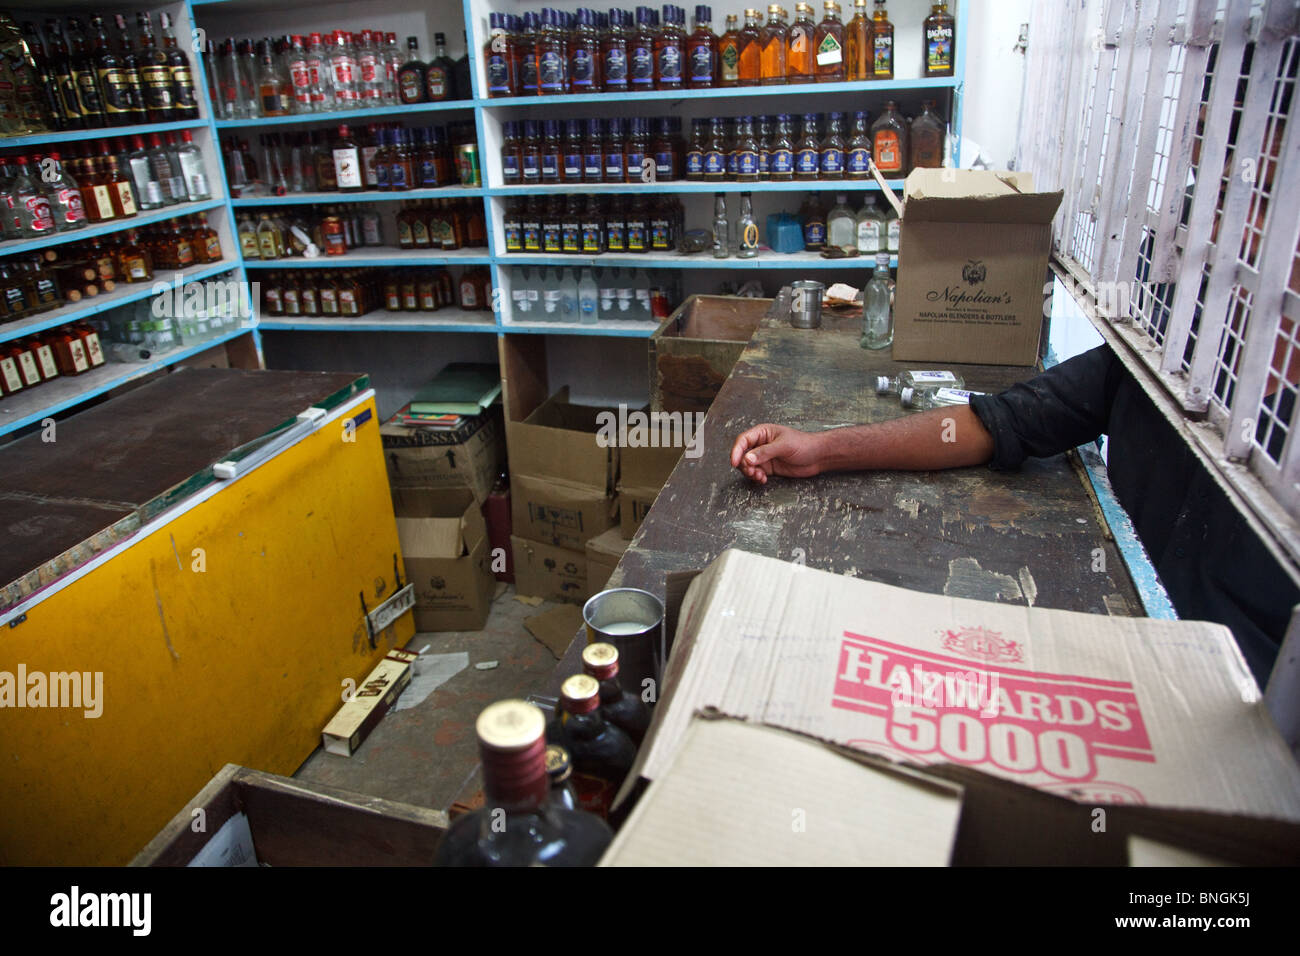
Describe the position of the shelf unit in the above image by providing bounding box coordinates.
[3,0,966,429]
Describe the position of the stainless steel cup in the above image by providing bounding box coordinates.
[582,588,665,698]
[789,280,825,329]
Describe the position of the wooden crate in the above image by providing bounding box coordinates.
[132,765,448,867]
[648,295,770,414]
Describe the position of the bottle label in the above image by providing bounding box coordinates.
[400,71,422,102]
[847,147,871,175]
[605,220,625,251]
[689,44,714,82]
[504,219,523,252]
[820,148,844,174]
[856,220,881,252]
[874,131,903,172]
[571,48,594,87]
[816,33,843,65]
[91,185,115,220]
[581,221,602,252]
[461,281,478,308]
[321,289,338,313]
[625,151,645,178]
[934,388,974,404]
[736,150,759,177]
[703,150,725,176]
[685,148,704,177]
[141,64,173,108]
[76,70,103,114]
[97,68,131,113]
[538,51,563,92]
[412,220,431,246]
[657,45,682,83]
[487,54,511,94]
[172,66,197,107]
[1,357,23,392]
[630,45,654,85]
[805,221,826,245]
[206,235,223,259]
[927,26,954,71]
[721,43,739,82]
[521,57,538,92]
[562,221,581,251]
[604,47,628,85]
[522,155,540,182]
[584,152,603,178]
[376,159,391,189]
[302,289,318,313]
[726,148,737,177]
[427,66,448,99]
[284,289,301,315]
[511,288,528,312]
[68,339,89,373]
[82,333,104,366]
[333,147,362,187]
[563,152,582,179]
[390,163,407,189]
[503,154,520,181]
[888,218,900,249]
[523,219,541,251]
[56,74,82,119]
[650,217,671,250]
[873,34,893,75]
[188,173,211,199]
[543,222,562,252]
[34,344,58,379]
[359,54,379,84]
[795,148,819,174]
[770,148,794,175]
[627,220,646,251]
[18,351,40,385]
[420,159,439,187]
[655,150,674,179]
[604,151,624,179]
[290,60,312,104]
[25,195,53,232]
[259,231,280,258]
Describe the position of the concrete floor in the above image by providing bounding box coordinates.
[295,582,566,812]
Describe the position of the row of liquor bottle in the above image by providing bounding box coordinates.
[224,121,480,198]
[0,133,212,240]
[0,217,225,324]
[435,642,653,864]
[481,0,953,97]
[260,267,492,318]
[208,30,472,119]
[236,200,488,260]
[88,282,247,362]
[872,369,982,407]
[510,266,671,323]
[258,267,493,318]
[0,323,105,399]
[10,13,199,135]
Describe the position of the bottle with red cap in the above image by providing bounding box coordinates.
[582,642,652,745]
[433,700,613,866]
[553,673,637,818]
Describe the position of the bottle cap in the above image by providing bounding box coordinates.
[545,745,573,783]
[875,375,892,394]
[561,674,602,714]
[476,700,549,809]
[900,386,915,408]
[877,251,891,266]
[582,642,621,680]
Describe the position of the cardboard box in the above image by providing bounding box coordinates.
[512,472,618,552]
[381,408,504,503]
[629,549,1300,821]
[506,387,617,492]
[883,168,1063,367]
[511,534,588,605]
[616,444,682,538]
[586,525,631,594]
[649,295,768,413]
[392,487,495,632]
[321,649,420,756]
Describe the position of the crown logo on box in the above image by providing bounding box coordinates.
[940,626,1023,663]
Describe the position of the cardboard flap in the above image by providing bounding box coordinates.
[391,487,482,557]
[621,444,684,488]
[902,168,1063,224]
[395,516,465,558]
[508,388,618,490]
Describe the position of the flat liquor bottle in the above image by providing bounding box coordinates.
[871,100,908,178]
[432,700,614,866]
[737,8,762,86]
[786,2,816,82]
[910,99,946,169]
[654,4,685,90]
[845,0,871,79]
[923,1,955,78]
[718,14,740,86]
[814,1,845,81]
[760,5,787,85]
[686,4,717,89]
[871,0,893,79]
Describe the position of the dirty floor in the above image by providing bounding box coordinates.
[295,582,568,812]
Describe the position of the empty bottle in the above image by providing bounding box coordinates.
[860,251,893,350]
[875,369,965,395]
[900,387,985,410]
[711,192,728,258]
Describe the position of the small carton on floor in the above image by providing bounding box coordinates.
[627,549,1300,822]
[511,534,588,605]
[322,649,419,756]
[381,409,504,504]
[586,525,631,593]
[392,487,495,632]
[617,444,683,538]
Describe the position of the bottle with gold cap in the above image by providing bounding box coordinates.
[433,700,613,866]
[555,673,637,818]
[814,0,845,82]
[759,5,787,85]
[546,745,579,810]
[786,2,816,82]
[582,642,652,745]
[737,8,762,86]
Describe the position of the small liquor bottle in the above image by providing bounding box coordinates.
[554,675,637,817]
[521,119,542,185]
[814,1,846,82]
[626,195,648,253]
[703,117,727,181]
[397,37,426,103]
[846,109,872,178]
[425,32,454,101]
[582,643,652,745]
[652,116,678,181]
[136,12,175,121]
[820,110,846,178]
[685,118,706,180]
[794,112,820,180]
[718,14,740,86]
[769,112,795,181]
[734,115,760,182]
[603,196,626,253]
[562,195,583,254]
[432,701,613,866]
[800,192,827,250]
[910,99,946,169]
[158,12,199,120]
[923,1,955,77]
[583,118,605,184]
[625,117,650,182]
[333,125,364,192]
[580,194,605,254]
[737,8,762,86]
[501,121,522,185]
[541,119,562,184]
[629,6,657,90]
[757,114,773,178]
[686,5,717,88]
[871,0,894,79]
[654,4,685,90]
[603,117,626,184]
[760,5,788,85]
[563,119,585,184]
[870,101,908,178]
[569,8,601,91]
[599,9,627,92]
[484,14,515,96]
[846,0,871,79]
[787,2,816,82]
[518,12,540,95]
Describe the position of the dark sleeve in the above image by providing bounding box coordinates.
[968,345,1123,471]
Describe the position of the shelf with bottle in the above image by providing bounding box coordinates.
[213,100,475,130]
[258,313,500,333]
[231,188,485,206]
[490,180,899,195]
[1,119,209,150]
[243,250,493,269]
[0,198,226,259]
[499,250,897,268]
[0,326,250,437]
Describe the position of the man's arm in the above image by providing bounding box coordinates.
[730,406,994,484]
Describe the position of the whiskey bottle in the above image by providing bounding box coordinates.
[43,20,84,130]
[845,0,871,80]
[21,22,68,131]
[89,15,131,126]
[484,14,515,97]
[582,643,652,745]
[112,14,148,123]
[786,2,816,82]
[554,674,637,817]
[603,117,626,184]
[820,110,846,179]
[769,112,795,180]
[600,9,629,91]
[569,9,600,92]
[684,118,706,180]
[759,5,787,85]
[718,14,741,86]
[923,1,955,78]
[871,0,894,79]
[158,12,199,120]
[628,6,656,90]
[814,1,846,82]
[846,109,872,178]
[563,119,585,184]
[794,112,820,180]
[432,700,613,866]
[737,7,762,86]
[910,99,946,169]
[425,32,454,101]
[702,117,726,181]
[255,39,292,117]
[870,100,908,178]
[653,3,685,90]
[799,192,826,250]
[517,12,540,95]
[397,37,426,104]
[65,18,106,129]
[686,4,717,89]
[333,125,364,192]
[541,119,562,184]
[136,11,175,121]
[734,115,760,182]
[625,117,650,183]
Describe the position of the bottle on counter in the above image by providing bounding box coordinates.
[876,369,965,395]
[553,674,636,817]
[581,643,652,744]
[902,386,984,409]
[860,251,893,349]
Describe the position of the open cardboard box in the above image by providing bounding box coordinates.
[617,442,684,539]
[392,487,495,632]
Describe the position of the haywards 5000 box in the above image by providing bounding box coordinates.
[629,550,1300,819]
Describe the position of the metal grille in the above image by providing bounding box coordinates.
[1019,0,1300,540]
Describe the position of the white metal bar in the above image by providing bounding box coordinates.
[1183,3,1290,413]
[1073,0,1127,271]
[1051,1,1094,254]
[1160,0,1252,383]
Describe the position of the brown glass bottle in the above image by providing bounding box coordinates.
[871,100,908,177]
[136,11,175,121]
[871,0,893,79]
[910,99,945,168]
[760,5,788,84]
[686,5,717,88]
[845,0,871,79]
[718,14,741,86]
[787,2,816,82]
[88,15,131,126]
[117,229,152,282]
[737,8,762,86]
[814,1,846,81]
[654,4,686,90]
[158,12,199,119]
[923,2,955,77]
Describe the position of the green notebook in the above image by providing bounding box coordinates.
[408,363,502,416]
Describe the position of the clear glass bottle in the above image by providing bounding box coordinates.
[855,195,885,253]
[327,30,360,108]
[860,251,893,349]
[175,130,211,201]
[255,38,292,117]
[285,35,315,113]
[712,192,729,258]
[37,153,86,232]
[736,191,759,257]
[827,192,854,250]
[876,369,965,395]
[901,386,983,409]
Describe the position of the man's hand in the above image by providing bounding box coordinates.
[730,424,825,484]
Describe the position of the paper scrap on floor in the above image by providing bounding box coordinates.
[394,651,469,712]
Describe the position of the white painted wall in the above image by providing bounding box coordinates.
[960,0,1032,169]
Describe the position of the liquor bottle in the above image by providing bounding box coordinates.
[382,33,404,104]
[157,12,198,119]
[846,0,871,79]
[327,30,360,108]
[871,0,893,79]
[686,5,716,88]
[820,110,846,178]
[860,251,893,349]
[910,99,946,169]
[426,32,454,101]
[703,117,726,181]
[397,37,426,104]
[72,152,114,223]
[735,191,759,257]
[652,117,677,181]
[826,192,854,249]
[175,130,211,201]
[87,16,130,126]
[236,215,257,259]
[737,8,762,86]
[135,12,174,122]
[769,112,795,181]
[711,192,729,258]
[541,119,562,185]
[799,192,826,250]
[563,119,585,184]
[63,18,104,129]
[255,39,292,117]
[625,117,649,182]
[855,195,885,253]
[106,15,146,123]
[923,1,955,77]
[901,386,985,409]
[787,2,816,82]
[684,118,705,180]
[500,121,522,185]
[871,100,908,178]
[389,128,414,191]
[433,700,613,866]
[814,1,846,81]
[625,195,648,253]
[875,369,965,395]
[603,117,626,184]
[603,197,626,253]
[541,196,563,254]
[601,8,629,91]
[485,14,516,96]
[554,675,637,816]
[654,4,685,90]
[629,6,656,90]
[126,136,163,210]
[718,14,741,86]
[355,30,383,103]
[885,203,900,252]
[847,109,872,178]
[759,5,787,85]
[148,133,185,204]
[733,115,760,182]
[570,8,600,92]
[44,20,84,130]
[452,30,472,99]
[580,195,604,254]
[284,35,313,112]
[581,644,652,744]
[521,119,542,184]
[534,11,561,95]
[518,12,540,95]
[21,22,67,131]
[582,118,604,184]
[795,112,820,180]
[333,125,363,192]
[38,154,87,232]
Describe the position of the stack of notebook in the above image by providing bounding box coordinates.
[391,363,502,430]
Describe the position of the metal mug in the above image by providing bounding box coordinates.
[789,280,825,329]
[582,588,665,698]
